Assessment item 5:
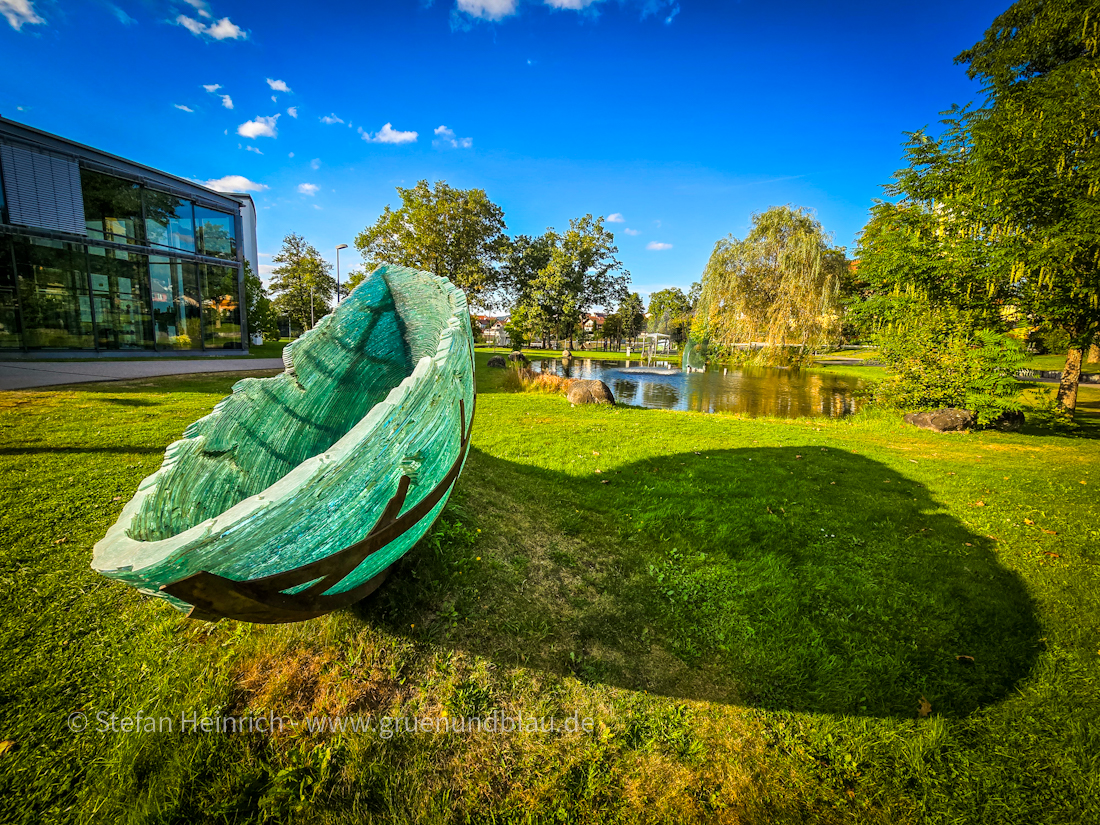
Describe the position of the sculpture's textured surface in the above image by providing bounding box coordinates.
[92,264,475,622]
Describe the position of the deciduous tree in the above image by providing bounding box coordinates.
[872,0,1100,414]
[268,233,335,333]
[355,180,508,309]
[696,206,847,363]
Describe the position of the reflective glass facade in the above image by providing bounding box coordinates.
[0,151,244,351]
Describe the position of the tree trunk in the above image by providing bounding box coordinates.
[1057,347,1082,416]
[1089,341,1099,364]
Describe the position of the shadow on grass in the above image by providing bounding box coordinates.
[0,445,165,456]
[358,445,1040,720]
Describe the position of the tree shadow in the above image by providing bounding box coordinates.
[355,445,1041,720]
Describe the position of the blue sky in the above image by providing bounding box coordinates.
[2,0,1008,309]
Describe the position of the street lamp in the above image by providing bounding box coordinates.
[335,243,348,304]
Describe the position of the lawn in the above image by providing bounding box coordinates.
[1,355,1098,824]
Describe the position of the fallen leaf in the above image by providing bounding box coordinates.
[1024,519,1035,525]
[965,543,973,547]
[112,496,122,502]
[0,740,13,756]
[1042,529,1057,536]
[594,469,602,474]
[918,696,932,718]
[830,481,836,485]
[1044,551,1060,558]
[975,501,985,507]
[1081,481,1087,485]
[600,480,610,485]
[955,655,975,665]
[795,455,802,459]
[53,538,67,545]
[592,451,600,456]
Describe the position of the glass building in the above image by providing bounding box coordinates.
[0,117,258,353]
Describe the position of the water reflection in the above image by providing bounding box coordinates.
[533,359,864,418]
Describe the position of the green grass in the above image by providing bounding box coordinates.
[1,355,1099,823]
[1023,353,1099,374]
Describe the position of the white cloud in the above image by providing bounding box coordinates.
[320,113,344,125]
[310,158,321,170]
[108,3,135,25]
[624,228,641,236]
[237,115,279,139]
[266,78,291,93]
[363,123,418,145]
[288,152,295,158]
[456,0,517,20]
[203,175,267,193]
[177,11,246,40]
[184,0,212,19]
[175,14,205,34]
[207,16,245,39]
[313,204,323,210]
[259,264,274,277]
[646,241,673,251]
[202,83,221,93]
[174,104,194,112]
[287,106,298,118]
[220,94,233,109]
[606,212,624,223]
[298,183,319,196]
[545,0,600,9]
[246,145,263,154]
[433,125,472,149]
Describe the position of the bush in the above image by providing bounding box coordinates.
[501,366,572,395]
[875,320,1026,426]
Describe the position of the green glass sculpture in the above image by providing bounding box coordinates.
[92,264,475,623]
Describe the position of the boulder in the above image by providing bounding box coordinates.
[903,408,975,432]
[487,355,507,368]
[561,349,572,359]
[988,410,1025,431]
[508,351,529,363]
[567,379,615,406]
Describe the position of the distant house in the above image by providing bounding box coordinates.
[582,313,607,334]
[483,317,509,346]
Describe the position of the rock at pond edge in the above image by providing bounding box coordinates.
[487,355,506,368]
[567,379,615,406]
[903,408,975,432]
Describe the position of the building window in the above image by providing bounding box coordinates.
[12,237,94,349]
[81,169,144,246]
[201,264,241,349]
[149,256,202,350]
[88,246,153,349]
[194,205,236,260]
[0,238,22,348]
[144,191,195,253]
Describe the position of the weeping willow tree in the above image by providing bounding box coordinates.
[695,206,847,364]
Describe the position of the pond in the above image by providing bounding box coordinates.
[530,358,866,418]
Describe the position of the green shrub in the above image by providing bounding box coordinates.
[875,317,1026,426]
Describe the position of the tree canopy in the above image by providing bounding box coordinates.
[354,180,509,310]
[646,288,692,338]
[506,215,630,346]
[862,0,1100,413]
[268,233,335,333]
[695,205,847,362]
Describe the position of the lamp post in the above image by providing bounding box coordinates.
[335,243,348,304]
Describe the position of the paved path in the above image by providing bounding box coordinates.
[0,359,285,391]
